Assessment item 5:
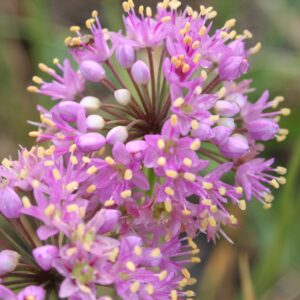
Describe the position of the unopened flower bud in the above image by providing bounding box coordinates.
[32,245,58,271]
[246,119,279,141]
[131,60,150,85]
[220,134,249,159]
[116,45,135,69]
[219,56,248,81]
[76,132,106,152]
[86,115,105,131]
[80,60,106,82]
[0,250,20,275]
[214,100,240,117]
[191,123,212,140]
[126,140,147,160]
[226,93,246,107]
[218,118,236,129]
[80,96,101,113]
[107,126,128,145]
[57,101,83,122]
[18,286,45,300]
[0,187,22,218]
[114,89,131,106]
[211,126,232,145]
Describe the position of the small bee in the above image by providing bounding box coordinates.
[65,34,95,48]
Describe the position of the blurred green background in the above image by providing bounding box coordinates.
[0,0,299,299]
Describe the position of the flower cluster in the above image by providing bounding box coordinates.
[0,1,288,299]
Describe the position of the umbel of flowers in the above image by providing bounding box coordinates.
[0,1,289,299]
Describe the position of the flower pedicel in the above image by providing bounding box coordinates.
[0,1,289,299]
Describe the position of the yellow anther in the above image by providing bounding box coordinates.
[243,29,253,39]
[44,145,56,156]
[108,247,119,263]
[70,156,78,165]
[217,87,227,99]
[194,86,203,95]
[126,261,136,271]
[182,63,191,73]
[86,18,95,29]
[157,139,165,150]
[182,268,191,278]
[203,181,213,190]
[207,11,218,19]
[130,281,140,293]
[122,2,130,12]
[229,214,237,224]
[52,169,61,181]
[199,5,206,15]
[87,166,98,175]
[2,158,13,168]
[270,179,280,189]
[76,224,85,238]
[66,181,79,193]
[208,216,217,227]
[183,157,192,167]
[69,144,77,153]
[70,37,81,46]
[44,204,55,217]
[56,133,65,140]
[151,248,161,258]
[124,169,133,180]
[146,6,152,17]
[165,186,175,196]
[220,31,230,39]
[128,0,134,8]
[145,284,154,295]
[171,56,182,68]
[170,290,178,300]
[32,76,43,85]
[275,166,287,175]
[138,5,144,15]
[121,189,132,198]
[70,25,80,32]
[134,246,142,256]
[82,157,91,164]
[66,247,77,257]
[158,270,168,281]
[191,120,199,130]
[184,172,196,182]
[22,196,31,208]
[218,186,226,196]
[91,10,98,18]
[210,205,218,213]
[187,237,197,249]
[186,290,196,297]
[38,63,49,72]
[264,193,274,203]
[27,85,39,93]
[228,30,237,39]
[86,184,96,193]
[190,139,201,151]
[40,114,55,127]
[191,257,201,263]
[170,114,178,126]
[64,36,72,46]
[44,160,54,167]
[198,26,207,36]
[164,198,173,213]
[224,18,236,29]
[183,35,193,46]
[192,53,201,65]
[277,177,286,185]
[166,170,178,179]
[263,203,272,210]
[169,0,181,10]
[209,115,220,122]
[201,70,208,80]
[250,42,262,55]
[173,97,184,108]
[191,41,200,50]
[161,16,171,23]
[157,156,166,166]
[182,208,191,216]
[238,200,247,211]
[280,108,291,116]
[66,204,79,213]
[105,156,115,165]
[104,199,115,207]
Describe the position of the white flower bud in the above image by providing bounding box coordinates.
[114,89,131,106]
[80,96,101,113]
[107,126,128,145]
[86,115,105,131]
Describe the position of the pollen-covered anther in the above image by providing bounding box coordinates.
[191,257,201,263]
[104,199,115,207]
[44,160,54,167]
[124,169,133,180]
[27,85,39,93]
[157,139,165,150]
[270,179,280,189]
[190,139,201,151]
[238,200,247,211]
[187,237,198,249]
[70,156,78,165]
[40,114,55,127]
[250,42,262,55]
[277,177,286,185]
[122,2,130,13]
[150,248,161,258]
[182,63,190,73]
[66,204,79,213]
[85,18,95,29]
[224,18,236,29]
[169,0,181,10]
[182,208,191,216]
[165,186,175,196]
[170,114,178,126]
[217,87,227,99]
[229,214,238,224]
[201,70,208,80]
[52,169,62,181]
[203,181,213,190]
[121,189,132,198]
[280,108,291,116]
[130,281,141,293]
[218,186,227,195]
[164,198,173,212]
[170,290,178,300]
[29,131,40,138]
[161,16,171,22]
[275,166,287,175]
[138,5,144,15]
[158,270,168,281]
[184,172,196,182]
[173,97,184,108]
[166,170,179,179]
[86,185,96,193]
[235,186,243,194]
[126,261,136,272]
[22,196,32,208]
[66,181,79,193]
[70,25,80,33]
[198,26,207,36]
[32,76,43,85]
[157,156,166,166]
[191,120,199,130]
[146,6,152,17]
[183,157,192,167]
[145,284,154,295]
[183,35,193,46]
[44,204,55,217]
[134,246,142,256]
[87,166,98,175]
[193,53,201,64]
